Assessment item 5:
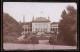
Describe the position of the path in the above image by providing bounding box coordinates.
[39,40,50,45]
[3,40,77,50]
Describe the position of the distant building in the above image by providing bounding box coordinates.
[21,22,32,34]
[21,16,59,37]
[32,17,50,34]
[51,22,59,35]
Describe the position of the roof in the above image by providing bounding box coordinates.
[51,22,59,24]
[21,22,32,26]
[25,22,32,25]
[32,17,50,22]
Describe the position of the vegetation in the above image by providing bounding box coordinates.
[49,32,57,45]
[58,5,77,46]
[3,13,23,43]
[30,35,39,44]
[49,36,57,45]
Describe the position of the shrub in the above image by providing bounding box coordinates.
[49,36,57,45]
[30,36,39,44]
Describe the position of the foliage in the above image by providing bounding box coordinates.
[30,36,39,44]
[3,13,23,42]
[49,36,57,45]
[58,5,77,46]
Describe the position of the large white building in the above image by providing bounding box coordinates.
[32,17,50,33]
[21,16,59,36]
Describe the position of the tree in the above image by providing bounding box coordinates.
[58,5,77,46]
[3,13,23,42]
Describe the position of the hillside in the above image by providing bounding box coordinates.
[3,13,23,43]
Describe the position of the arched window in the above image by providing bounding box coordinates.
[30,28,32,31]
[53,28,54,31]
[54,28,57,32]
[56,28,57,32]
[50,28,52,31]
[25,28,27,31]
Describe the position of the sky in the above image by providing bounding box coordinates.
[3,2,77,23]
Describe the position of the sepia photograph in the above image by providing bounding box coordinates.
[3,2,77,50]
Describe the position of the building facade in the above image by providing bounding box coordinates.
[51,22,59,35]
[21,16,59,36]
[21,22,32,35]
[32,17,50,34]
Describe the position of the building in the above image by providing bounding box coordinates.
[32,17,50,34]
[51,22,59,35]
[22,22,32,34]
[21,16,59,37]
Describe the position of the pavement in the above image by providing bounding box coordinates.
[3,40,77,50]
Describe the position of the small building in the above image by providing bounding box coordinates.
[21,22,32,34]
[51,22,59,35]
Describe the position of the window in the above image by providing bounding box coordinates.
[50,28,52,31]
[53,28,54,31]
[25,29,27,31]
[35,24,36,25]
[56,28,57,32]
[54,28,57,32]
